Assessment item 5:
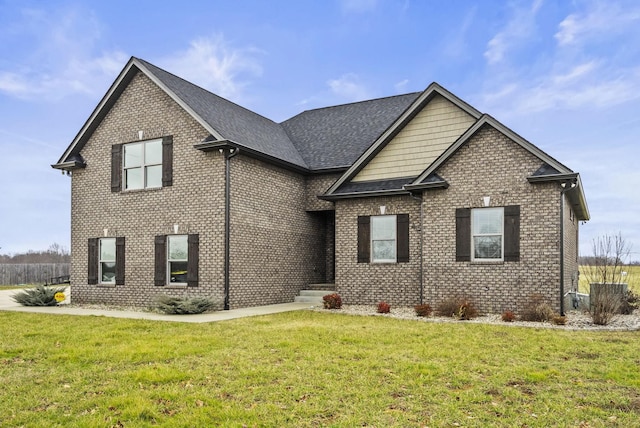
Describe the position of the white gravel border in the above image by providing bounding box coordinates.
[313,305,640,331]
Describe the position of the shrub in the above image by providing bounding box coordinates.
[153,295,217,315]
[590,285,625,325]
[621,290,639,315]
[12,285,67,306]
[520,294,555,322]
[501,310,516,322]
[414,304,432,317]
[322,293,342,309]
[435,297,478,320]
[377,301,391,314]
[455,300,478,320]
[552,315,567,325]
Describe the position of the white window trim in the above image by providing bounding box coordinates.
[471,207,504,262]
[167,235,188,285]
[99,237,116,284]
[123,138,162,190]
[371,215,397,263]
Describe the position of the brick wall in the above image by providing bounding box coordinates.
[70,71,226,307]
[229,156,326,307]
[422,125,564,313]
[335,195,422,305]
[305,173,341,211]
[333,125,573,314]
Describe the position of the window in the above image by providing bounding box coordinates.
[472,208,503,261]
[154,234,199,286]
[123,139,162,190]
[371,215,397,262]
[357,214,409,263]
[111,136,173,192]
[87,237,125,285]
[167,235,188,284]
[99,238,116,283]
[456,206,520,262]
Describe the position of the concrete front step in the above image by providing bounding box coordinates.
[306,283,336,291]
[294,287,335,304]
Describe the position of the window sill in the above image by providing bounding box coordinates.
[97,284,116,288]
[120,186,162,194]
[470,261,504,265]
[165,284,188,289]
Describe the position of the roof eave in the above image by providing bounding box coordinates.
[319,189,409,201]
[403,181,449,191]
[51,161,87,171]
[194,139,310,174]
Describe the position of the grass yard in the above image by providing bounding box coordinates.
[1,311,639,427]
[579,265,640,293]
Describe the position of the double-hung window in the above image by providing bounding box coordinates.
[88,237,124,285]
[371,215,397,263]
[167,235,188,284]
[123,139,162,190]
[471,207,503,261]
[99,238,116,284]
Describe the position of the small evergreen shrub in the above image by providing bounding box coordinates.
[12,285,67,306]
[414,304,432,317]
[520,294,555,322]
[377,301,391,314]
[552,315,567,325]
[322,293,342,309]
[153,295,216,315]
[501,310,516,322]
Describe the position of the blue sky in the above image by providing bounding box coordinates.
[0,0,639,260]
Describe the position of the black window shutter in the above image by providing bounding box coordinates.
[154,235,166,286]
[162,136,173,187]
[115,237,125,285]
[504,205,520,262]
[397,214,410,263]
[187,234,199,287]
[88,238,98,284]
[111,144,122,192]
[357,216,370,263]
[456,208,471,262]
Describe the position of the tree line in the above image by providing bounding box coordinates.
[0,243,70,264]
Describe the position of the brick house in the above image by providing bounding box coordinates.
[53,57,589,314]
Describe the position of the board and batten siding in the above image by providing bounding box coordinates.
[352,94,476,182]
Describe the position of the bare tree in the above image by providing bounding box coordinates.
[582,232,632,286]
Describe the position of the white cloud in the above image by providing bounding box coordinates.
[327,73,372,101]
[394,79,409,92]
[158,37,263,101]
[0,6,127,100]
[555,2,640,46]
[484,0,543,65]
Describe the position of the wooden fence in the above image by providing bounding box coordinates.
[0,263,70,285]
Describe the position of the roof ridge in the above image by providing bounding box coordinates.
[136,57,282,127]
[282,92,422,122]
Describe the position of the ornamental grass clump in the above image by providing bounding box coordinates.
[153,295,217,315]
[12,284,67,306]
[520,294,555,322]
[322,293,342,309]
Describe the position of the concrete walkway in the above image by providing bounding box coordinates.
[0,288,315,323]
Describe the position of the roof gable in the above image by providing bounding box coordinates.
[350,93,476,182]
[325,82,482,195]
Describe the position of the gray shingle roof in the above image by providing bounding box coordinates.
[138,58,309,169]
[281,93,421,171]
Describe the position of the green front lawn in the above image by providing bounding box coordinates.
[1,310,638,427]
